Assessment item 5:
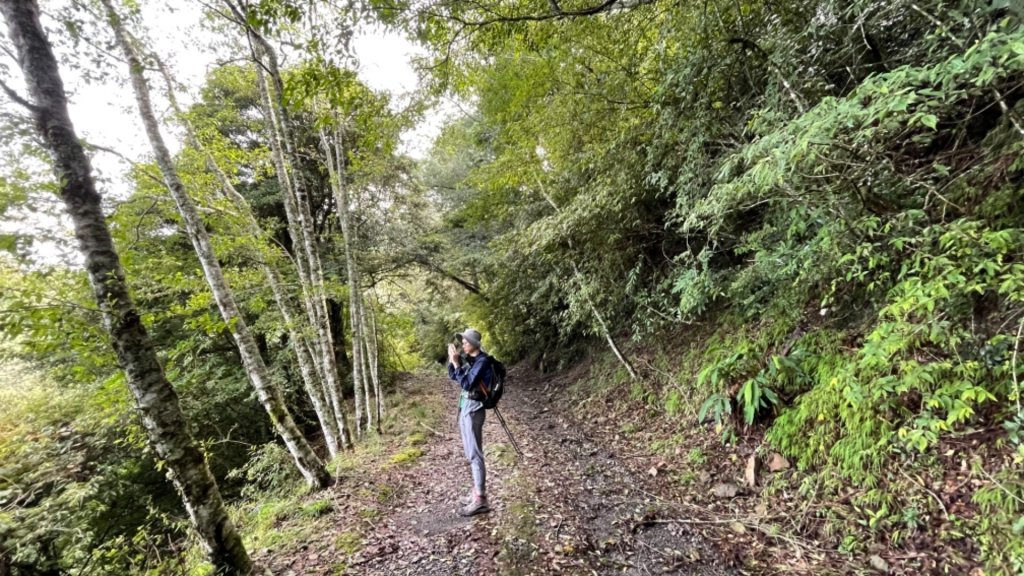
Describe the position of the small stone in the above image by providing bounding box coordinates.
[868,555,889,573]
[648,466,659,477]
[712,483,740,498]
[729,521,746,534]
[744,454,761,487]
[767,453,791,472]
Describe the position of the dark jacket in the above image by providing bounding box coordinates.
[448,352,493,397]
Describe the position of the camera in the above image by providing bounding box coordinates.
[449,339,467,361]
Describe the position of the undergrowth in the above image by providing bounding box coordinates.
[177,371,448,574]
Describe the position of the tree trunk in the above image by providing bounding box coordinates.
[365,297,385,421]
[155,62,341,458]
[358,294,376,433]
[102,0,331,487]
[250,41,353,450]
[320,125,374,436]
[250,62,322,365]
[328,298,351,374]
[0,1,254,572]
[284,295,340,456]
[349,290,365,437]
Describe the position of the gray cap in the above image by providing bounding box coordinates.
[456,328,485,352]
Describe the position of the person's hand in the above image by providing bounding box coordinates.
[448,343,460,366]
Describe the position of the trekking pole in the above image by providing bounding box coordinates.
[493,407,524,458]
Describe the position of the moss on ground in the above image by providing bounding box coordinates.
[494,470,541,576]
[389,446,424,465]
[406,431,428,446]
[335,529,364,555]
[297,498,333,519]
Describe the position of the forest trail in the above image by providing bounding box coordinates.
[270,366,739,575]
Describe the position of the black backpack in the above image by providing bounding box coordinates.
[482,357,506,410]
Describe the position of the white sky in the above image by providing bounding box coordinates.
[1,1,452,264]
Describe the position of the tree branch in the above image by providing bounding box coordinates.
[436,0,656,27]
[0,76,41,113]
[416,258,484,296]
[728,37,805,112]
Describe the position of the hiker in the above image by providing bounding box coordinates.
[447,328,493,517]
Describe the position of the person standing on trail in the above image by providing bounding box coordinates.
[447,328,493,517]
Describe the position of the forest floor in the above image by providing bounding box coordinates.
[255,363,872,575]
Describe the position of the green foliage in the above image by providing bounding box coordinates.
[972,470,1024,570]
[737,377,781,425]
[0,359,189,575]
[416,0,1024,568]
[698,394,731,430]
[227,443,304,500]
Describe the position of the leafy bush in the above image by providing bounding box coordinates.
[227,443,303,500]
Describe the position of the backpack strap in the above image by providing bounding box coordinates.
[479,355,493,397]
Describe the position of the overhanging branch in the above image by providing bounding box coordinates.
[436,0,657,27]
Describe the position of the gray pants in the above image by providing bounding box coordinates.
[459,398,486,496]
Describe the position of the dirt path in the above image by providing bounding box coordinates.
[270,367,739,575]
[490,366,735,576]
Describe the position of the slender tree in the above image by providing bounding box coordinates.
[250,57,354,449]
[366,293,384,421]
[210,0,352,443]
[358,292,376,431]
[236,21,361,448]
[320,118,385,433]
[0,0,254,572]
[321,123,375,435]
[156,62,343,457]
[100,0,331,487]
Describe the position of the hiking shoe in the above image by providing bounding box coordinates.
[459,497,490,517]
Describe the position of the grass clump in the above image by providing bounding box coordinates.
[497,499,540,574]
[250,499,293,531]
[488,442,517,467]
[376,483,401,503]
[297,498,333,519]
